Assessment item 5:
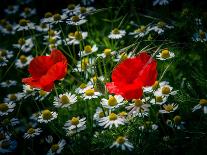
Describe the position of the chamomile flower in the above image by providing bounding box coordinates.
[53,92,77,108]
[24,127,42,139]
[35,89,50,101]
[93,107,107,122]
[108,28,126,39]
[126,99,150,115]
[101,95,124,111]
[51,13,67,24]
[150,95,168,105]
[0,138,17,153]
[20,7,36,18]
[66,15,87,26]
[13,38,34,53]
[41,12,53,23]
[4,92,24,103]
[98,113,125,128]
[149,21,174,34]
[0,102,16,116]
[75,6,95,14]
[22,84,36,97]
[154,84,177,96]
[159,103,178,113]
[192,30,207,42]
[1,117,19,127]
[37,109,58,123]
[0,56,8,67]
[47,139,66,155]
[75,83,93,94]
[129,25,150,38]
[82,88,101,100]
[36,23,51,32]
[0,23,16,35]
[4,5,19,15]
[14,19,35,31]
[192,99,207,114]
[114,51,134,62]
[110,136,134,151]
[64,117,86,135]
[156,48,175,60]
[139,121,158,131]
[166,115,185,130]
[65,31,88,45]
[0,49,14,59]
[97,48,116,58]
[0,80,17,88]
[62,4,80,16]
[143,80,160,93]
[15,55,33,68]
[78,44,98,57]
[153,0,172,6]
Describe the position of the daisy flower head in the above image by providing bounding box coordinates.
[167,115,185,130]
[75,83,93,94]
[66,15,87,26]
[62,4,80,16]
[36,23,51,32]
[13,37,34,53]
[0,23,16,35]
[0,80,17,88]
[159,103,178,113]
[156,48,175,60]
[37,109,58,123]
[0,56,8,67]
[108,28,126,39]
[4,5,19,15]
[143,80,160,93]
[154,84,177,97]
[192,30,207,42]
[20,7,36,18]
[76,6,95,15]
[82,87,101,100]
[153,0,172,6]
[53,92,77,108]
[0,102,16,116]
[64,116,86,136]
[15,55,33,68]
[35,89,50,101]
[129,25,150,38]
[97,48,116,58]
[149,21,174,34]
[14,19,35,31]
[150,95,168,105]
[65,31,88,45]
[24,127,42,139]
[93,107,107,122]
[98,112,125,129]
[0,49,14,59]
[41,12,53,23]
[126,98,151,115]
[110,136,134,151]
[0,138,17,153]
[192,99,207,114]
[78,44,98,57]
[51,13,67,24]
[22,84,36,97]
[47,139,66,155]
[1,117,20,127]
[101,95,124,110]
[4,92,24,103]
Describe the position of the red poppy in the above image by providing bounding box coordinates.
[22,49,67,91]
[106,52,157,100]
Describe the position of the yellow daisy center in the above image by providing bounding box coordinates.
[157,21,166,28]
[71,15,80,22]
[84,45,92,53]
[19,19,28,26]
[199,31,206,39]
[71,117,79,125]
[161,86,171,94]
[53,14,61,21]
[9,94,17,101]
[74,31,83,40]
[42,110,52,120]
[48,30,55,37]
[135,25,146,33]
[79,83,87,89]
[108,96,118,106]
[51,144,59,152]
[0,103,9,112]
[80,7,86,13]
[173,115,181,124]
[39,90,47,96]
[163,104,174,112]
[119,111,127,117]
[161,49,170,59]
[109,113,118,120]
[120,52,128,60]
[27,128,35,134]
[20,55,27,63]
[5,24,12,31]
[116,136,125,144]
[68,4,75,10]
[85,89,95,96]
[133,99,143,107]
[99,112,104,118]
[0,50,6,57]
[199,99,207,106]
[44,12,52,18]
[48,38,56,44]
[104,48,111,56]
[24,7,30,14]
[112,28,120,34]
[60,95,70,104]
[81,58,89,70]
[18,38,26,45]
[156,96,163,102]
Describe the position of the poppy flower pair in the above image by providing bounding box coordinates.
[22,50,67,91]
[106,52,158,100]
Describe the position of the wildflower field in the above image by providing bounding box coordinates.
[1,0,207,154]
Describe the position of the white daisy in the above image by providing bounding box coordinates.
[0,102,16,116]
[14,19,35,31]
[166,115,185,130]
[13,38,34,53]
[66,15,87,26]
[101,95,124,111]
[75,83,93,94]
[0,49,14,59]
[4,92,24,103]
[153,0,172,6]
[65,31,88,45]
[0,138,17,153]
[64,117,86,135]
[114,51,134,62]
[24,128,42,139]
[93,107,107,122]
[0,23,16,35]
[156,48,175,60]
[78,44,98,57]
[129,25,150,38]
[41,12,53,23]
[53,92,77,108]
[51,13,67,24]
[149,21,174,34]
[36,23,51,32]
[22,84,36,98]
[62,4,80,16]
[37,109,58,123]
[97,48,116,58]
[0,80,17,88]
[139,122,159,132]
[150,95,168,105]
[192,30,207,42]
[0,56,8,67]
[75,6,95,14]
[110,136,134,151]
[159,103,178,113]
[143,80,160,93]
[4,5,19,15]
[192,99,207,114]
[47,139,66,155]
[35,89,50,101]
[1,117,19,127]
[154,84,177,97]
[15,55,33,68]
[82,88,101,100]
[98,113,125,129]
[108,28,126,39]
[20,7,36,18]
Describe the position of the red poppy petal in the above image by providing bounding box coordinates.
[28,56,54,79]
[50,49,67,64]
[22,77,42,88]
